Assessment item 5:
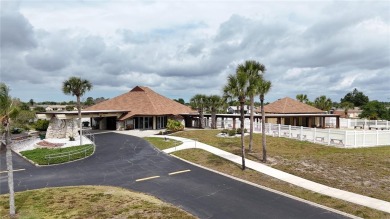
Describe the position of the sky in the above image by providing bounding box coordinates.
[1,0,389,104]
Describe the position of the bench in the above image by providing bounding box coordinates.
[330,139,344,145]
[354,125,364,129]
[296,134,307,140]
[315,137,325,142]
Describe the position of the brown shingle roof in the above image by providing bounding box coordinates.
[85,86,195,120]
[261,97,324,114]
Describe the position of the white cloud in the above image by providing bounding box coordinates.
[1,0,389,103]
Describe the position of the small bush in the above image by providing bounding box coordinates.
[228,129,236,136]
[166,119,184,132]
[221,129,229,134]
[34,119,50,131]
[236,128,247,134]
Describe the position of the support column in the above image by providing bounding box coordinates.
[233,118,236,129]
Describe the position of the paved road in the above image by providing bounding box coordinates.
[1,133,350,219]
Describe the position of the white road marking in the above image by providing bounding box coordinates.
[0,169,26,174]
[135,175,160,182]
[168,169,191,176]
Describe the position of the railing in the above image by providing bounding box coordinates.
[45,143,95,165]
[260,123,390,148]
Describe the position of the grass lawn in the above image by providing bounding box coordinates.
[0,186,195,219]
[144,137,182,150]
[20,144,94,165]
[145,130,390,219]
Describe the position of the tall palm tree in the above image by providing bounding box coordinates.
[190,94,207,129]
[62,77,93,145]
[340,101,354,118]
[0,83,19,217]
[223,71,250,170]
[256,79,272,162]
[314,95,332,111]
[237,60,266,151]
[206,95,223,129]
[296,94,309,103]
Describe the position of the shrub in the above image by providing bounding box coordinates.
[166,119,184,132]
[221,129,229,134]
[34,119,49,131]
[236,128,247,134]
[228,129,236,136]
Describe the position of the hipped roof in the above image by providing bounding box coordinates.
[85,86,195,120]
[261,97,324,114]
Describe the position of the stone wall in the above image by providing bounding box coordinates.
[46,117,79,139]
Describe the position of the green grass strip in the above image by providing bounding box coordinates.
[21,144,94,165]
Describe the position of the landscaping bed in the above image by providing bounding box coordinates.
[20,144,95,165]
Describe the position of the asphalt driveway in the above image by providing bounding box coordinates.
[0,133,351,219]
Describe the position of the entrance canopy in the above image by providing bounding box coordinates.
[36,110,128,120]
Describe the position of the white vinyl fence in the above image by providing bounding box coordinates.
[204,117,390,148]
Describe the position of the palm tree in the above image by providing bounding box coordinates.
[237,60,266,151]
[190,94,207,129]
[296,94,309,103]
[256,79,272,162]
[340,101,354,118]
[223,71,250,170]
[0,83,19,217]
[62,77,93,145]
[206,95,223,129]
[314,95,332,111]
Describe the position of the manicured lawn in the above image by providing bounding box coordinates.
[0,186,195,219]
[20,144,94,165]
[144,137,182,150]
[144,130,390,218]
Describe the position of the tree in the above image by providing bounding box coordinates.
[190,94,207,129]
[314,95,332,111]
[359,101,388,120]
[62,77,93,145]
[296,94,309,103]
[256,79,272,162]
[223,70,250,170]
[174,98,185,105]
[237,60,266,151]
[0,83,19,217]
[206,95,223,129]
[340,101,354,118]
[340,88,369,107]
[84,97,95,106]
[29,99,34,106]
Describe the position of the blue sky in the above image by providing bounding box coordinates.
[1,0,389,103]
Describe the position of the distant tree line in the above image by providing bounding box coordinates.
[296,88,390,120]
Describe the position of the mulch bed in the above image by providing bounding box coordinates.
[36,140,65,148]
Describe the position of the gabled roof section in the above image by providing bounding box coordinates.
[263,97,324,114]
[85,86,195,120]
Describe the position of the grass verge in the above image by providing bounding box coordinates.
[144,137,182,150]
[0,186,195,219]
[144,131,390,218]
[20,144,94,165]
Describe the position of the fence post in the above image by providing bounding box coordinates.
[278,124,281,137]
[344,130,347,147]
[354,131,357,147]
[314,128,317,143]
[376,130,379,146]
[362,130,366,147]
[288,125,291,138]
[300,126,303,140]
[269,123,272,135]
[327,129,331,145]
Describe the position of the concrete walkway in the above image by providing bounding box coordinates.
[156,135,390,214]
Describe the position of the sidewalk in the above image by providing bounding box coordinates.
[156,135,390,214]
